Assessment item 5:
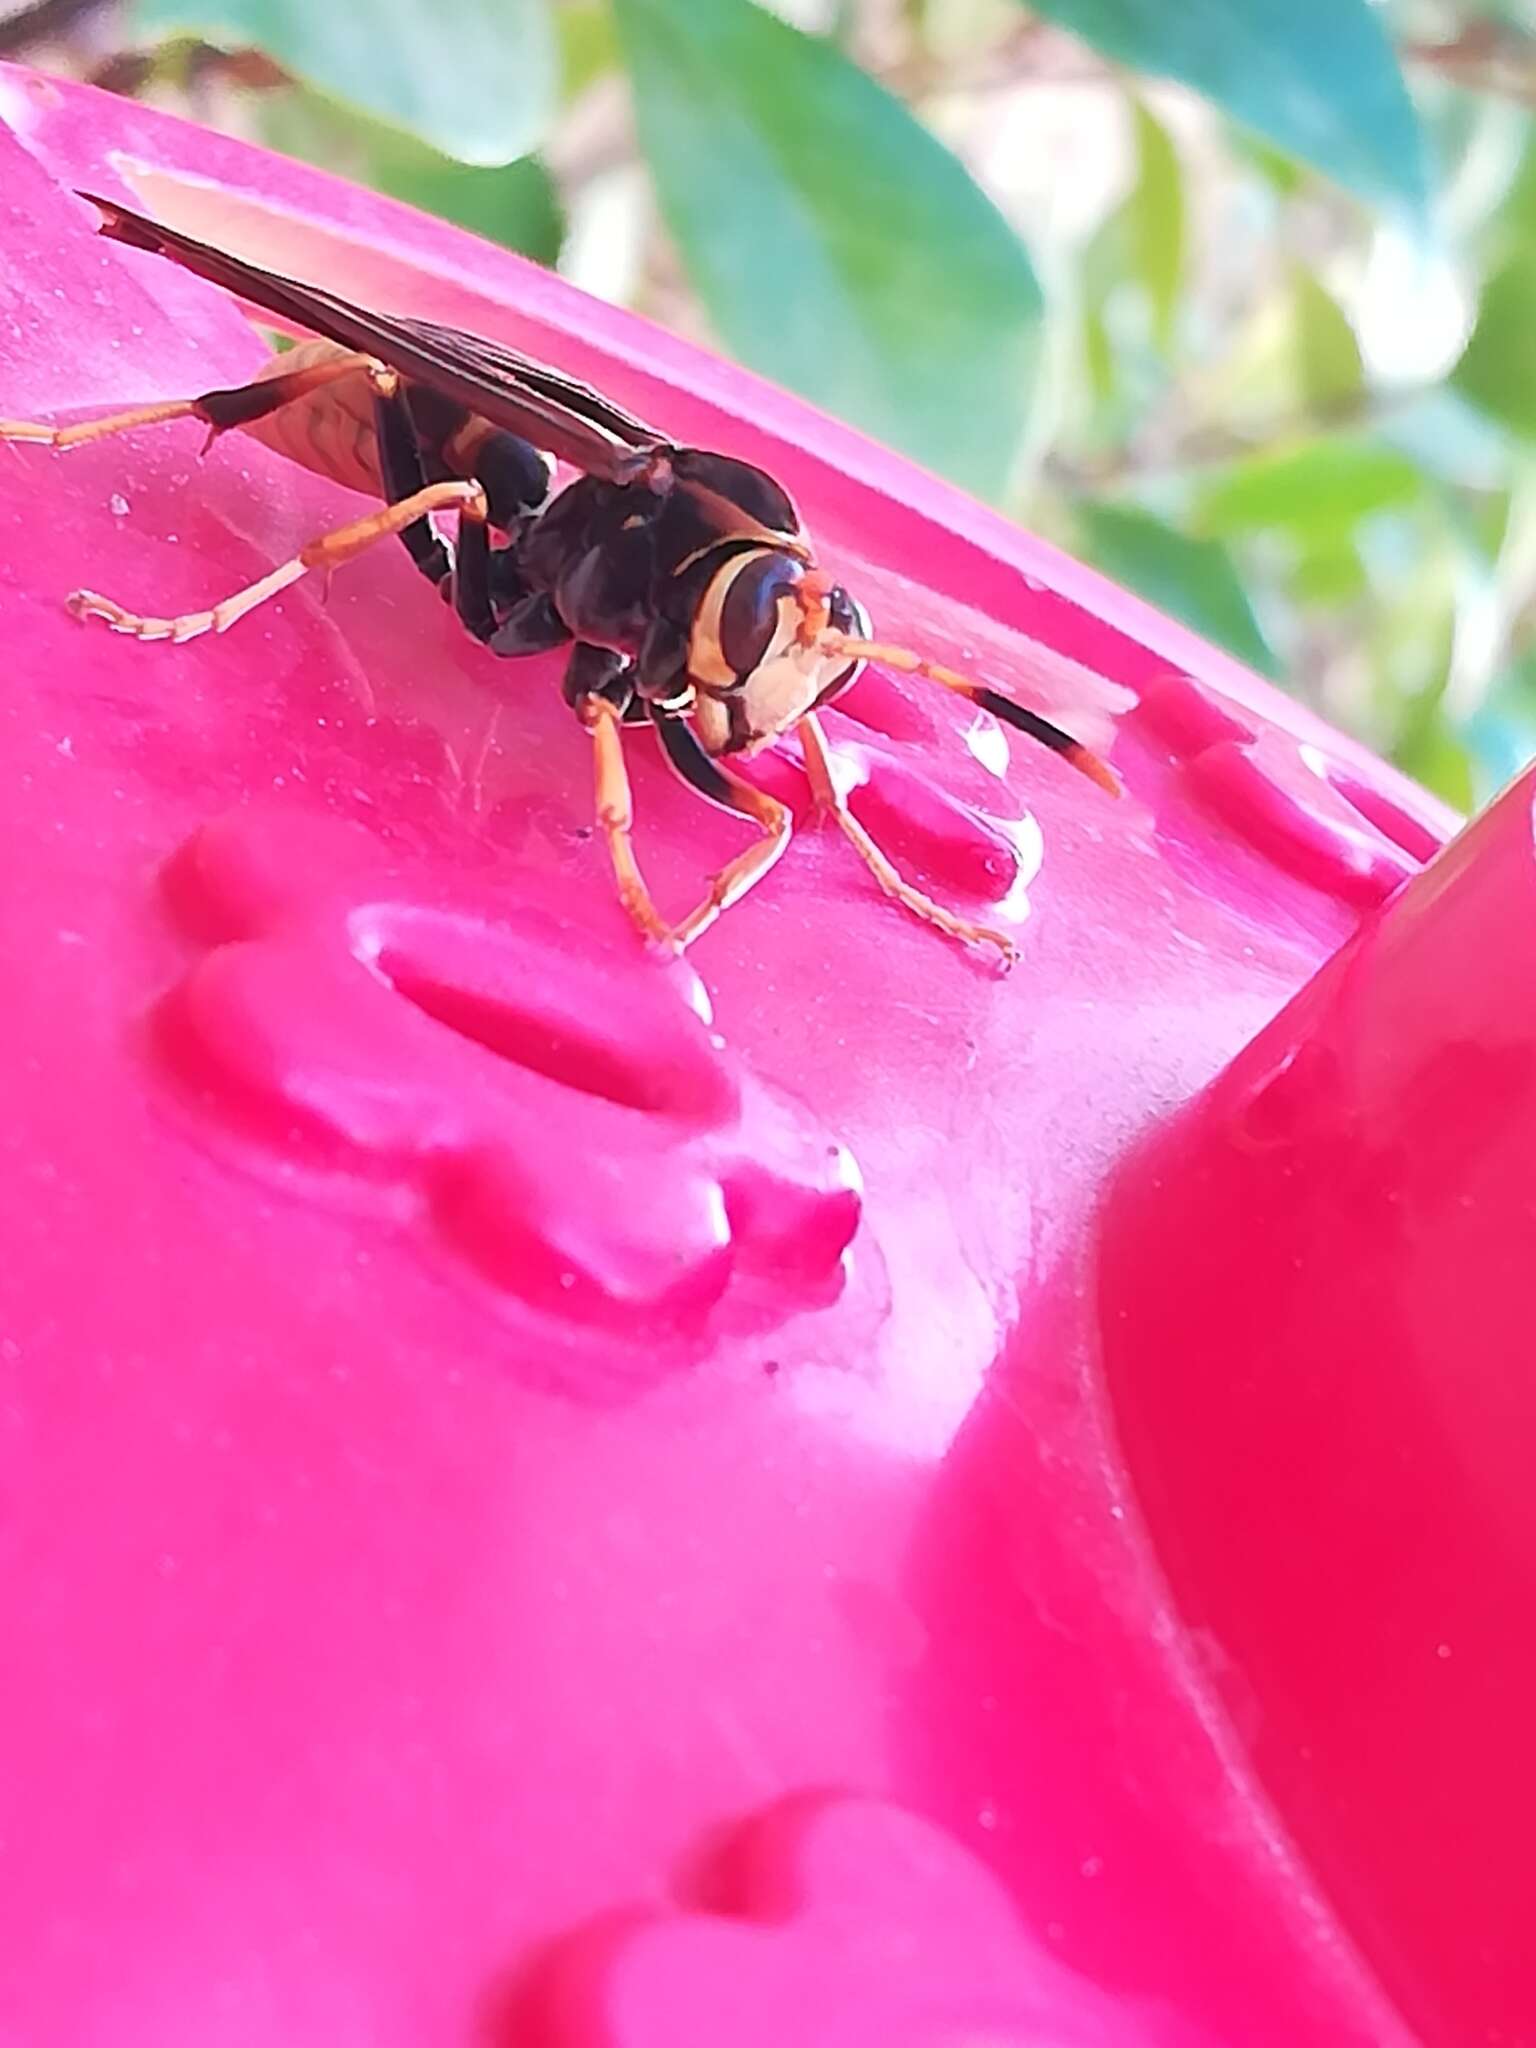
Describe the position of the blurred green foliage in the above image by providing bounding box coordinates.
[19,0,1536,806]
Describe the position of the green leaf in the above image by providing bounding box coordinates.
[1082,301,1116,409]
[612,0,1042,502]
[259,88,563,264]
[1021,0,1427,214]
[1194,439,1425,539]
[1453,254,1536,440]
[1395,717,1475,811]
[130,0,557,164]
[1287,535,1367,606]
[559,1,620,98]
[1076,500,1279,675]
[1127,99,1184,353]
[1501,130,1536,241]
[1228,125,1305,196]
[1291,268,1362,411]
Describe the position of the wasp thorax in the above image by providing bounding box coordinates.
[689,548,868,757]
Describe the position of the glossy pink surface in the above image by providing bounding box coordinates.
[1102,769,1536,2045]
[0,64,1499,2048]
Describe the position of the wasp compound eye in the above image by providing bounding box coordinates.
[717,550,803,681]
[826,586,870,643]
[811,585,870,708]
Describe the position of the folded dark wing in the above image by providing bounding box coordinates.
[79,192,672,480]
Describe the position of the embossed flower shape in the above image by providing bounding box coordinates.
[514,1797,1202,2048]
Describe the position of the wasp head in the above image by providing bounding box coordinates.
[687,546,869,757]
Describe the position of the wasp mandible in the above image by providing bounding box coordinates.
[1,195,1119,962]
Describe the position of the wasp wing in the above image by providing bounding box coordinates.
[79,192,672,481]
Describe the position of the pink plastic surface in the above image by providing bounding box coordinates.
[0,64,1509,2048]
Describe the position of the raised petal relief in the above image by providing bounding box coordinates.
[509,1795,1206,2047]
[151,810,861,1378]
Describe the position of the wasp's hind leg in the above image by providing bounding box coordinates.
[0,349,390,455]
[24,354,498,643]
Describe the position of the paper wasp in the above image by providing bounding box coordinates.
[2,195,1119,962]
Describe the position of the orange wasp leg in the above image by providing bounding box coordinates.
[650,714,793,950]
[0,350,396,455]
[582,695,675,948]
[70,479,488,644]
[797,711,1019,966]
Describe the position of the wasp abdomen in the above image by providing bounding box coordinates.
[240,340,386,500]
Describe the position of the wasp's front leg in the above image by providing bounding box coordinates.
[652,712,793,950]
[574,648,673,949]
[797,711,1018,966]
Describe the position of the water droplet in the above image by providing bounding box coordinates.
[109,492,130,518]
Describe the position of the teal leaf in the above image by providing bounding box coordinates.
[1021,0,1427,214]
[131,0,557,164]
[1077,500,1279,675]
[612,0,1043,502]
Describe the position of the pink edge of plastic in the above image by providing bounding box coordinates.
[0,60,1494,2048]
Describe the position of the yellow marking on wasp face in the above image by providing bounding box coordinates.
[688,548,764,691]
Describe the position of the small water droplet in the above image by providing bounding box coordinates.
[109,492,130,518]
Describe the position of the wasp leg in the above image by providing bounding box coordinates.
[797,711,1018,966]
[652,712,792,950]
[368,384,539,650]
[449,502,496,643]
[370,379,455,595]
[70,480,489,644]
[580,682,673,948]
[0,350,392,454]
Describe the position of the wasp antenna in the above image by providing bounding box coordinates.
[821,633,1122,798]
